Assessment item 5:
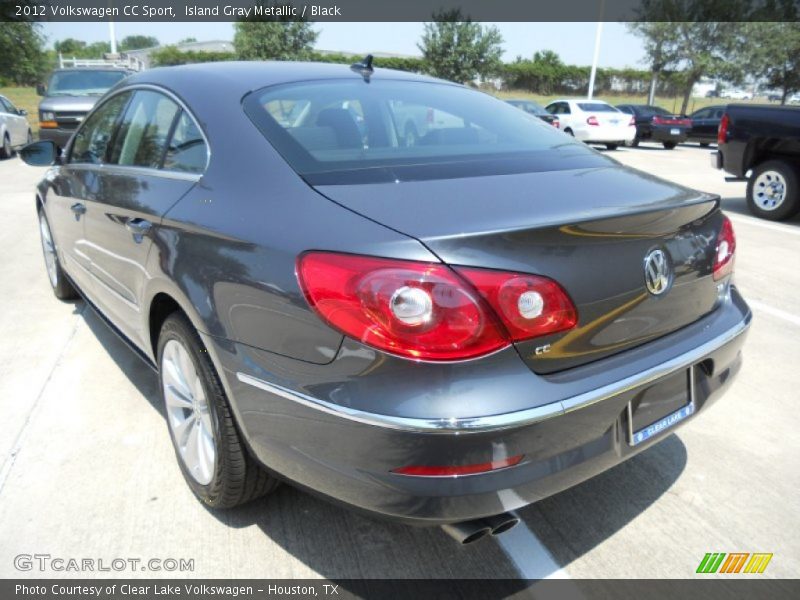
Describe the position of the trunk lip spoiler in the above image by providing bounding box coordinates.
[236,307,751,434]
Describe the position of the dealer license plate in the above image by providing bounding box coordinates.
[628,367,695,446]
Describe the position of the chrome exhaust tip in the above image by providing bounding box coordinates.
[483,511,520,536]
[441,521,492,545]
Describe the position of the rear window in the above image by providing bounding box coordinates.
[636,105,670,117]
[577,103,619,112]
[244,79,599,184]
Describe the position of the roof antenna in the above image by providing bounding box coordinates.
[350,54,374,81]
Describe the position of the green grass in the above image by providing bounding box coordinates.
[0,87,41,137]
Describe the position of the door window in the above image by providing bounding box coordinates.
[109,90,180,168]
[70,92,132,164]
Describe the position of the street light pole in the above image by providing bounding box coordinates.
[587,0,606,99]
[109,20,117,54]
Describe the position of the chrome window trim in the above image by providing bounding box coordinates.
[236,314,751,434]
[66,83,210,176]
[65,162,202,182]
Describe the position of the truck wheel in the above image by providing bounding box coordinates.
[662,141,677,150]
[158,313,279,508]
[747,160,800,221]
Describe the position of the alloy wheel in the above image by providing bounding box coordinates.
[162,339,216,485]
[38,213,58,288]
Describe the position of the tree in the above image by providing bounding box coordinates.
[0,22,47,85]
[178,37,198,44]
[626,22,678,104]
[418,9,504,84]
[119,35,159,51]
[740,23,800,104]
[234,21,318,61]
[53,38,110,58]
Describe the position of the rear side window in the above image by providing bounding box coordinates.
[109,90,179,168]
[244,79,591,184]
[70,92,132,164]
[163,110,208,173]
[577,103,618,112]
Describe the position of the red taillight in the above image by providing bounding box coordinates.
[296,252,578,361]
[628,116,636,127]
[713,215,736,280]
[586,115,600,126]
[552,118,560,128]
[652,115,665,125]
[717,113,730,145]
[393,455,524,477]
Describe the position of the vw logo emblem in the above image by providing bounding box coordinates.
[643,249,672,296]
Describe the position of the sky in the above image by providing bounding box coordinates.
[41,22,648,69]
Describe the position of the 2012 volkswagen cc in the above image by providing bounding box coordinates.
[22,62,750,542]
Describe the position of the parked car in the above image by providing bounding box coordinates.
[713,103,800,220]
[37,66,131,149]
[22,62,750,543]
[705,90,720,98]
[545,99,635,149]
[616,104,691,149]
[686,105,725,146]
[720,89,752,101]
[0,94,33,159]
[505,99,560,127]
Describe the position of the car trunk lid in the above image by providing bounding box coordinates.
[314,165,724,373]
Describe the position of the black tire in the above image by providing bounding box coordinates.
[564,128,574,137]
[157,313,279,509]
[605,143,619,150]
[746,159,800,221]
[700,142,710,148]
[0,134,11,159]
[662,141,677,150]
[38,209,78,300]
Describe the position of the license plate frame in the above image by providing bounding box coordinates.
[627,366,696,446]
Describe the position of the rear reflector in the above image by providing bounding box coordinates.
[392,455,524,477]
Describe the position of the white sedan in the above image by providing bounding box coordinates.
[545,99,636,150]
[0,94,32,159]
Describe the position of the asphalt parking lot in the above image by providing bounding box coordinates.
[0,142,798,580]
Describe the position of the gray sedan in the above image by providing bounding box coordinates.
[21,61,750,544]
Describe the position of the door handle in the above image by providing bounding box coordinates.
[70,202,86,217]
[125,218,152,242]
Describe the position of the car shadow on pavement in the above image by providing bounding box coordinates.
[79,298,688,583]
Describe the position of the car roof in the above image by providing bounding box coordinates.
[119,61,449,98]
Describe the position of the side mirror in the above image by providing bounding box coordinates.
[36,83,46,96]
[20,140,60,167]
[18,109,27,116]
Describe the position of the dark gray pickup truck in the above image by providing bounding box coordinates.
[713,103,800,220]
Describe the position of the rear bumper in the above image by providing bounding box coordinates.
[208,287,751,525]
[576,125,637,144]
[647,126,689,143]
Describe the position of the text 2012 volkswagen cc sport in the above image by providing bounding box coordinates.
[23,61,750,544]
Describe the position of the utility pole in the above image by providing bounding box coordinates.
[587,0,606,99]
[109,20,117,54]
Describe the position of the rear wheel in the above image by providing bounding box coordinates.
[746,159,800,221]
[605,143,618,150]
[662,141,677,150]
[700,142,710,147]
[0,134,11,159]
[158,313,279,508]
[564,128,574,136]
[38,209,78,300]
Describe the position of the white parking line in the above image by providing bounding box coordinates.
[747,299,800,328]
[727,213,800,237]
[495,519,571,580]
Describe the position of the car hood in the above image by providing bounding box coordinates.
[39,95,101,113]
